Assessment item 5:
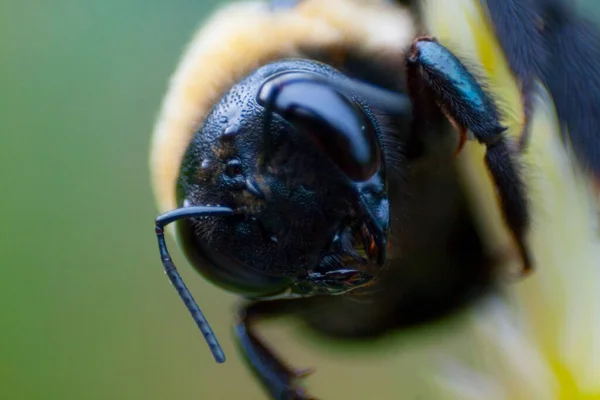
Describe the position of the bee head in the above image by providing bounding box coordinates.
[175,60,390,299]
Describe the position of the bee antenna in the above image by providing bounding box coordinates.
[154,206,235,363]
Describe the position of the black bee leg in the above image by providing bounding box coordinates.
[235,300,317,400]
[406,37,532,274]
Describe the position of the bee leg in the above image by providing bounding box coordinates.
[406,37,532,274]
[234,300,317,400]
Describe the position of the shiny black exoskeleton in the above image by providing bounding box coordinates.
[177,60,390,299]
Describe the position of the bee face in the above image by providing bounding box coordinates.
[175,59,389,299]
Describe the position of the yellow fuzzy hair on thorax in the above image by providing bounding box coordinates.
[149,0,415,214]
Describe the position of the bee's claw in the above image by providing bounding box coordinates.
[294,367,316,378]
[456,127,468,155]
[293,385,319,400]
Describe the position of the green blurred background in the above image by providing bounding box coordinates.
[1,1,599,399]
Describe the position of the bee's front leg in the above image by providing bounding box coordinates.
[235,300,317,400]
[406,36,532,274]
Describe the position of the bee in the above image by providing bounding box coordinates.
[150,0,600,398]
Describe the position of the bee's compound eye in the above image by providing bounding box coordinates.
[258,72,382,182]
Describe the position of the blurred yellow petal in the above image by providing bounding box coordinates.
[420,0,600,398]
[516,82,600,396]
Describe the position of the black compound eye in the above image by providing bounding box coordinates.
[257,72,382,182]
[225,158,243,177]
